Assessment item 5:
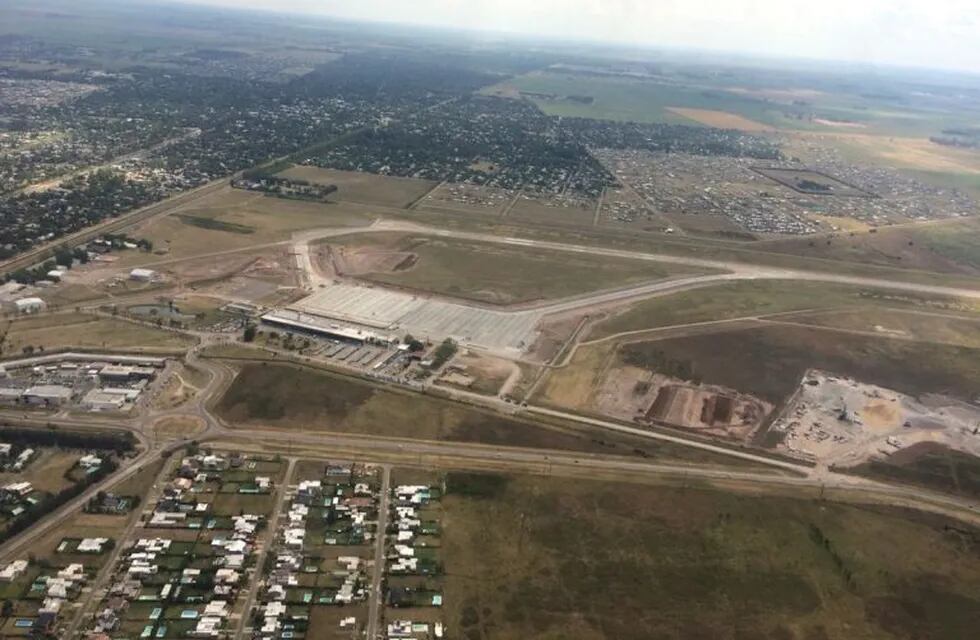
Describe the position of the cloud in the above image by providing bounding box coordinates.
[184,0,980,73]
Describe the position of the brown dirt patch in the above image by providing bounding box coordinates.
[667,107,771,132]
[860,400,901,432]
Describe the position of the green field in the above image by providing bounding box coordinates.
[442,471,980,640]
[481,70,971,136]
[482,71,754,125]
[331,233,713,305]
[214,361,755,466]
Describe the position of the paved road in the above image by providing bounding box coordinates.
[62,455,177,638]
[209,429,980,527]
[232,457,297,640]
[365,465,391,640]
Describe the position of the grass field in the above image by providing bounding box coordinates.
[441,471,980,640]
[1,314,195,353]
[131,186,374,260]
[0,449,79,494]
[852,442,980,499]
[328,233,712,305]
[277,165,439,208]
[588,280,980,339]
[764,218,980,275]
[213,361,754,466]
[617,325,980,404]
[781,307,980,349]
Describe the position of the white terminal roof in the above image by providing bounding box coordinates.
[261,309,394,343]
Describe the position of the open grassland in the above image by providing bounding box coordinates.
[213,361,752,466]
[780,307,980,349]
[328,233,712,305]
[2,314,194,353]
[617,325,980,404]
[131,186,373,260]
[400,215,980,290]
[123,184,980,292]
[764,218,980,275]
[442,472,980,640]
[277,165,439,208]
[588,280,980,339]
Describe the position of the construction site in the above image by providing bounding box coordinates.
[770,370,980,467]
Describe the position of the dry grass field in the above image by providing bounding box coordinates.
[2,314,195,353]
[587,279,980,339]
[213,361,759,466]
[0,449,79,494]
[277,165,439,208]
[665,107,771,131]
[764,218,980,275]
[441,471,980,640]
[129,186,374,260]
[323,232,710,305]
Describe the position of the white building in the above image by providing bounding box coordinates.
[81,389,127,412]
[0,560,28,582]
[129,268,157,282]
[23,385,73,405]
[14,297,46,314]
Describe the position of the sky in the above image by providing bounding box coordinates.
[181,0,980,73]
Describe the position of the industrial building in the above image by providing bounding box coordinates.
[23,385,73,406]
[260,309,394,346]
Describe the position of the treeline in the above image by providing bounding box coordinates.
[0,426,136,454]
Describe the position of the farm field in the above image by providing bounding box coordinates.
[212,361,755,467]
[441,471,980,640]
[480,70,971,138]
[322,232,711,305]
[277,165,439,208]
[587,279,980,339]
[481,71,788,127]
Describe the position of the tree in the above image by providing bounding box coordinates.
[243,325,257,343]
[54,249,74,269]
